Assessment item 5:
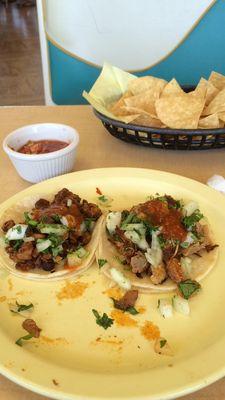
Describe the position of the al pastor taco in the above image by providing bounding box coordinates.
[98,195,218,293]
[0,188,103,280]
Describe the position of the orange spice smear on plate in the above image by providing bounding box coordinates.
[141,321,160,341]
[56,281,88,300]
[111,309,138,327]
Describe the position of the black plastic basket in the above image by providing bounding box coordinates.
[93,84,225,150]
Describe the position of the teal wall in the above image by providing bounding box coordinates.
[47,0,225,105]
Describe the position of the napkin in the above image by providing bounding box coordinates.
[207,175,225,194]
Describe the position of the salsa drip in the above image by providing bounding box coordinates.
[17,140,69,154]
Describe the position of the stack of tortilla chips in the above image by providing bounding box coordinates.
[83,63,225,129]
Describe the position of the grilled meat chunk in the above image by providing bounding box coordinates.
[130,251,149,274]
[166,258,184,283]
[81,200,102,219]
[150,264,167,284]
[16,260,35,271]
[1,219,15,232]
[109,227,137,263]
[34,199,50,209]
[53,188,81,206]
[17,242,34,261]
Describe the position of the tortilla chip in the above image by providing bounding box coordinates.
[109,91,133,116]
[155,92,205,129]
[128,76,167,96]
[161,78,185,98]
[132,114,164,128]
[124,88,162,116]
[208,71,225,91]
[218,112,225,122]
[198,114,220,129]
[195,78,219,106]
[203,88,225,115]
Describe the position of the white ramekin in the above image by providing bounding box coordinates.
[3,123,79,183]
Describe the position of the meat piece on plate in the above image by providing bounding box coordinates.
[22,319,41,338]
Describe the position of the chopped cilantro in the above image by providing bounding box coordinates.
[4,237,9,244]
[52,214,61,223]
[51,246,63,257]
[158,234,166,249]
[98,195,108,203]
[13,240,23,250]
[114,256,127,265]
[16,226,22,234]
[11,301,33,314]
[155,195,167,203]
[15,333,34,347]
[84,218,95,231]
[92,309,114,330]
[48,234,62,247]
[24,212,38,227]
[178,279,201,300]
[160,339,167,348]
[98,259,107,268]
[126,306,139,315]
[183,210,203,229]
[180,241,189,249]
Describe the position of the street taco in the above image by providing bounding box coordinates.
[97,195,218,293]
[0,188,103,280]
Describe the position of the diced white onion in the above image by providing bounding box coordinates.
[67,199,72,207]
[158,298,173,318]
[181,232,196,248]
[172,295,190,315]
[23,236,35,243]
[67,253,82,267]
[60,216,69,226]
[124,230,149,250]
[36,239,52,253]
[79,221,86,234]
[183,201,199,217]
[110,267,131,290]
[75,247,88,258]
[180,256,192,277]
[145,231,162,267]
[106,212,122,234]
[5,224,28,241]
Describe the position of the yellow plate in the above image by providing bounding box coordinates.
[0,168,225,400]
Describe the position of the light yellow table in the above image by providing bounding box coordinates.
[0,105,224,400]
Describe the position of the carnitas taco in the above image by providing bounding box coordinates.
[0,188,103,280]
[98,195,218,293]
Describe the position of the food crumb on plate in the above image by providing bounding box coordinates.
[0,296,6,303]
[56,281,88,300]
[93,337,123,346]
[52,379,59,386]
[136,306,146,314]
[8,279,13,291]
[103,287,124,300]
[111,309,137,327]
[40,336,69,345]
[140,321,160,341]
